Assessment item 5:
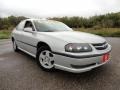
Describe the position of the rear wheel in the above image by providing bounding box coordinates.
[36,46,55,71]
[12,40,19,52]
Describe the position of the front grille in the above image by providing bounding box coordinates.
[92,42,108,50]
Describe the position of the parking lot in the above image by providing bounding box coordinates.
[0,38,120,90]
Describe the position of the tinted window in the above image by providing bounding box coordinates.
[24,21,34,30]
[24,21,32,28]
[16,21,25,30]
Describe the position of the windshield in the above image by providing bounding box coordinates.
[33,20,73,32]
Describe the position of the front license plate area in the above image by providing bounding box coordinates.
[102,53,109,62]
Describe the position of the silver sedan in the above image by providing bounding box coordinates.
[11,19,112,73]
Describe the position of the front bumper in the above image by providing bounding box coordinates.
[53,45,111,73]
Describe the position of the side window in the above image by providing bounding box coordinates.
[16,21,25,30]
[24,21,34,31]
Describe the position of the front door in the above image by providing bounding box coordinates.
[20,21,37,55]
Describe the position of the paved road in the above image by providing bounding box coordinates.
[0,38,120,90]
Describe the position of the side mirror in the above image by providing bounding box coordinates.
[24,27,33,33]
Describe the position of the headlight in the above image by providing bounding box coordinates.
[65,43,92,53]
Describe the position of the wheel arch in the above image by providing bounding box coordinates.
[37,41,52,51]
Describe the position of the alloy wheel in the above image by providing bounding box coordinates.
[39,50,54,69]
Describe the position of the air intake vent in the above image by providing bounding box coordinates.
[92,42,108,50]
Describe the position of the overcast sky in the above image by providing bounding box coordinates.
[0,0,120,18]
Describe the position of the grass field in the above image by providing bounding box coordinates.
[74,28,120,37]
[0,28,120,39]
[0,30,11,39]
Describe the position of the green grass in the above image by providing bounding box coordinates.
[0,28,120,39]
[0,30,11,39]
[74,28,120,37]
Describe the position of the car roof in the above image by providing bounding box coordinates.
[24,18,60,23]
[26,18,47,21]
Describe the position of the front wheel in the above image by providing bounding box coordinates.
[36,46,55,71]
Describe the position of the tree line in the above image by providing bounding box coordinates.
[0,12,120,30]
[0,16,26,30]
[50,12,120,29]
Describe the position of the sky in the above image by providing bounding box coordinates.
[0,0,120,18]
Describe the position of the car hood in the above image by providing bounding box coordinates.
[39,31,106,44]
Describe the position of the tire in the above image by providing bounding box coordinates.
[36,46,55,71]
[12,40,19,52]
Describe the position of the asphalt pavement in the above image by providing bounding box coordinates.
[0,38,120,90]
